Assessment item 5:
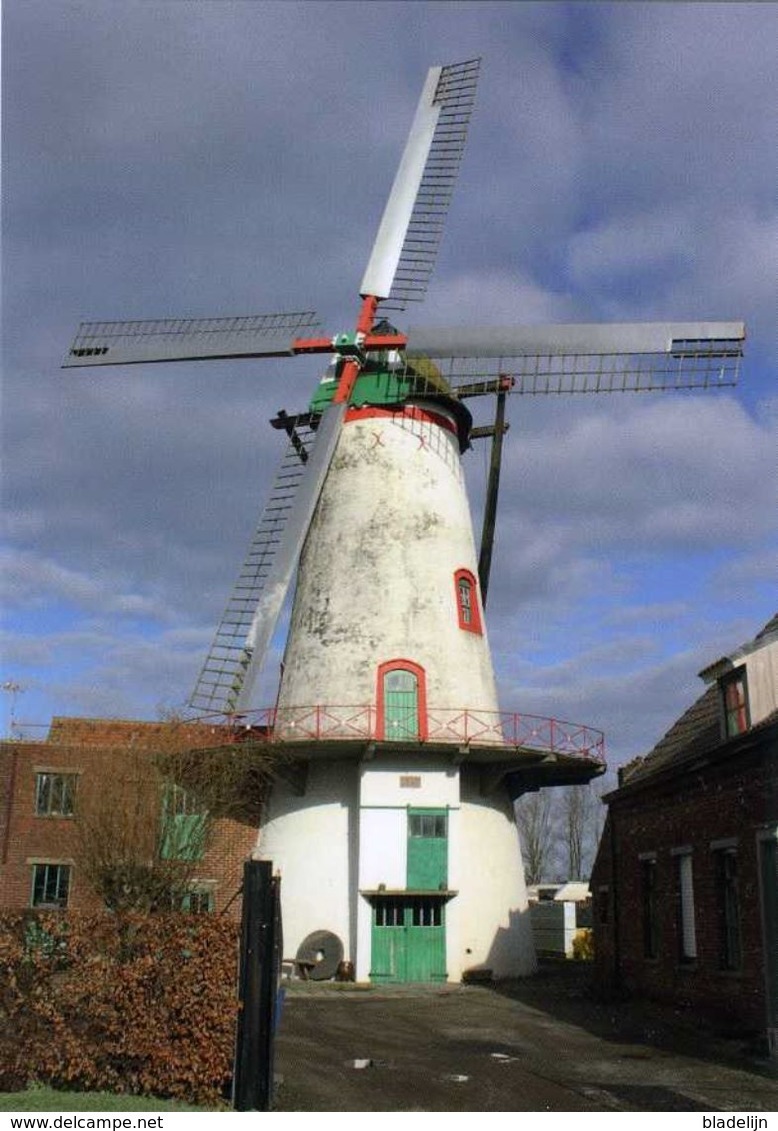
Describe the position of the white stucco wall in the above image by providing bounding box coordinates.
[276,405,500,721]
[451,770,536,979]
[359,807,407,891]
[359,760,460,809]
[258,759,358,962]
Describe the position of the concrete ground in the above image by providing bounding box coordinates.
[273,963,778,1112]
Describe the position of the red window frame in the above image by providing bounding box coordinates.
[454,568,482,634]
[375,659,428,741]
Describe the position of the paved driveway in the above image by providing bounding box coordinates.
[273,968,778,1111]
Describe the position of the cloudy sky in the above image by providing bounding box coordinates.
[3,1,776,766]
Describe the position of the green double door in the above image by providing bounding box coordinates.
[371,895,447,983]
[370,808,448,983]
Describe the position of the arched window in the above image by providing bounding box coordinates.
[454,568,482,634]
[376,659,427,741]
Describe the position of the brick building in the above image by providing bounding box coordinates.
[0,717,259,916]
[591,614,778,1052]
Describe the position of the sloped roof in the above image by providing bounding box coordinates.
[621,613,778,789]
[620,684,721,786]
[699,610,778,680]
[755,611,778,641]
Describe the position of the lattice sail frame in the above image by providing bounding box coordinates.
[63,311,320,367]
[385,59,480,312]
[361,58,480,312]
[400,323,745,397]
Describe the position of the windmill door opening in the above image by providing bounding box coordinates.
[370,808,449,983]
[370,896,447,983]
[382,668,420,741]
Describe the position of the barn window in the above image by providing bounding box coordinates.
[454,568,482,634]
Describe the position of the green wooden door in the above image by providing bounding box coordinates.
[405,897,446,982]
[371,897,407,983]
[370,896,447,983]
[407,809,448,889]
[383,669,419,741]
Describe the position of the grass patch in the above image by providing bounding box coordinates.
[0,1087,216,1112]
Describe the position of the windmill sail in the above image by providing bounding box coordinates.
[360,58,480,309]
[190,405,344,715]
[63,311,319,368]
[404,321,745,394]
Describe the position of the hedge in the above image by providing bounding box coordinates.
[0,911,240,1106]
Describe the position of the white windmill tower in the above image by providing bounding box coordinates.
[65,58,744,982]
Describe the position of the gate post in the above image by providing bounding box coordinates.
[234,860,282,1111]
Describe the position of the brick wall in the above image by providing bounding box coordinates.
[592,732,776,1034]
[0,721,259,918]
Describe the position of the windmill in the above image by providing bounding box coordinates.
[65,59,744,982]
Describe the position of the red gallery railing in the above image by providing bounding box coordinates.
[8,708,605,761]
[205,704,605,762]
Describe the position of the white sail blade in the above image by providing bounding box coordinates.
[405,322,746,359]
[404,321,745,395]
[360,58,480,306]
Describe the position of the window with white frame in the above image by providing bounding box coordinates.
[35,772,77,817]
[31,863,71,908]
[674,850,697,963]
[454,568,483,634]
[170,885,215,914]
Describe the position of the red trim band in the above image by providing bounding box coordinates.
[344,403,458,437]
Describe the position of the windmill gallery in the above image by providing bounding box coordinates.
[64,60,744,983]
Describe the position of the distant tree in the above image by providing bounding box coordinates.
[515,775,614,885]
[515,790,555,885]
[555,776,612,881]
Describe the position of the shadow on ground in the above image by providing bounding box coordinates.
[492,959,773,1070]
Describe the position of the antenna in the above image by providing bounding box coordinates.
[2,680,25,739]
